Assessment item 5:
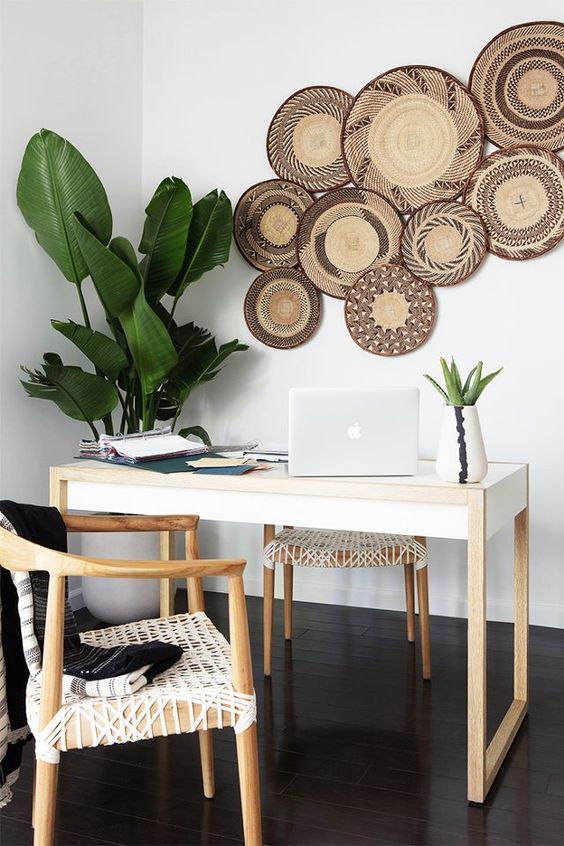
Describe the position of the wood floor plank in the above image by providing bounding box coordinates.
[1,593,560,846]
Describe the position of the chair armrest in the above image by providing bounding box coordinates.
[63,514,199,532]
[77,556,245,579]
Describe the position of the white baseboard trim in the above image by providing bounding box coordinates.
[71,579,563,629]
[69,587,84,611]
[205,575,564,630]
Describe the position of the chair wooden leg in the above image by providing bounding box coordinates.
[404,562,415,643]
[263,525,276,677]
[33,760,58,846]
[416,565,431,680]
[263,565,274,676]
[235,723,262,846]
[283,562,293,641]
[198,729,215,798]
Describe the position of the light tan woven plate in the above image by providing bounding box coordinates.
[463,145,564,260]
[234,180,314,271]
[342,65,484,214]
[401,200,487,286]
[345,264,436,356]
[297,187,403,299]
[267,86,353,191]
[469,21,564,151]
[244,268,321,349]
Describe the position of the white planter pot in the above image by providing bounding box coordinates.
[81,531,161,624]
[436,405,488,484]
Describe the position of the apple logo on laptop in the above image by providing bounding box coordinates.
[347,423,362,440]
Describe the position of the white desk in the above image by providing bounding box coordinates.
[50,459,529,804]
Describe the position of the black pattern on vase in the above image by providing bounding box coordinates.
[454,407,468,484]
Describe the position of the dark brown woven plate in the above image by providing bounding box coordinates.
[298,187,403,299]
[463,145,564,260]
[401,200,487,286]
[234,180,313,271]
[345,264,436,356]
[267,86,353,191]
[244,268,321,349]
[469,21,564,151]
[342,65,484,213]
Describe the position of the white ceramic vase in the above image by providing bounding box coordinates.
[81,531,161,624]
[436,405,488,484]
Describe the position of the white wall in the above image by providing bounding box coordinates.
[0,0,143,503]
[142,0,564,627]
[1,1,561,627]
[0,0,143,603]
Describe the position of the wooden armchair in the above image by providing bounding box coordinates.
[0,514,262,846]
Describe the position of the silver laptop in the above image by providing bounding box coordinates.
[288,387,419,477]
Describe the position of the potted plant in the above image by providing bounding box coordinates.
[16,128,248,621]
[424,358,502,484]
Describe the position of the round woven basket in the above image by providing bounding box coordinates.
[342,65,484,213]
[298,187,402,299]
[267,86,353,191]
[401,200,487,286]
[234,179,314,271]
[244,268,321,349]
[345,264,436,356]
[469,21,564,152]
[463,145,564,260]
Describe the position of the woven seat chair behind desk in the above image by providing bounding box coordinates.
[0,514,262,846]
[263,526,431,680]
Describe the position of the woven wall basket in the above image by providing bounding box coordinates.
[342,65,484,214]
[267,86,353,191]
[234,179,314,271]
[297,187,403,299]
[469,21,564,152]
[401,200,487,286]
[463,145,564,260]
[244,268,321,349]
[345,264,436,356]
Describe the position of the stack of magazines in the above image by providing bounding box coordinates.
[79,427,208,463]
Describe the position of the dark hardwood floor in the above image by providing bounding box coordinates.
[1,591,563,845]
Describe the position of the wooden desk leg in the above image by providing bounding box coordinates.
[263,525,276,677]
[467,482,529,804]
[467,489,487,803]
[159,532,176,617]
[514,503,529,703]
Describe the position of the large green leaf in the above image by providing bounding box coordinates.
[139,177,193,304]
[169,190,232,298]
[72,215,139,316]
[52,320,128,381]
[72,216,178,396]
[17,129,112,284]
[170,338,247,398]
[109,237,179,395]
[21,361,118,424]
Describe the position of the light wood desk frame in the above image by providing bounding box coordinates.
[50,460,529,804]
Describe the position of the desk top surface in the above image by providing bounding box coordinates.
[52,460,527,505]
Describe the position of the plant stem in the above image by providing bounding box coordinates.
[76,283,92,329]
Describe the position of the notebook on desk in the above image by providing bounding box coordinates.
[288,387,419,477]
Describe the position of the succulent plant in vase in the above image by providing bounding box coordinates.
[424,358,503,484]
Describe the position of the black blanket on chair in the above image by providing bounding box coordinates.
[0,500,182,807]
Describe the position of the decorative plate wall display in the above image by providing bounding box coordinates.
[234,180,314,270]
[267,86,353,191]
[345,264,436,356]
[244,268,321,349]
[342,66,484,213]
[469,21,564,151]
[297,187,403,299]
[463,146,564,260]
[401,200,487,286]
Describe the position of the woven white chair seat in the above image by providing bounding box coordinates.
[265,528,427,570]
[27,612,256,764]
